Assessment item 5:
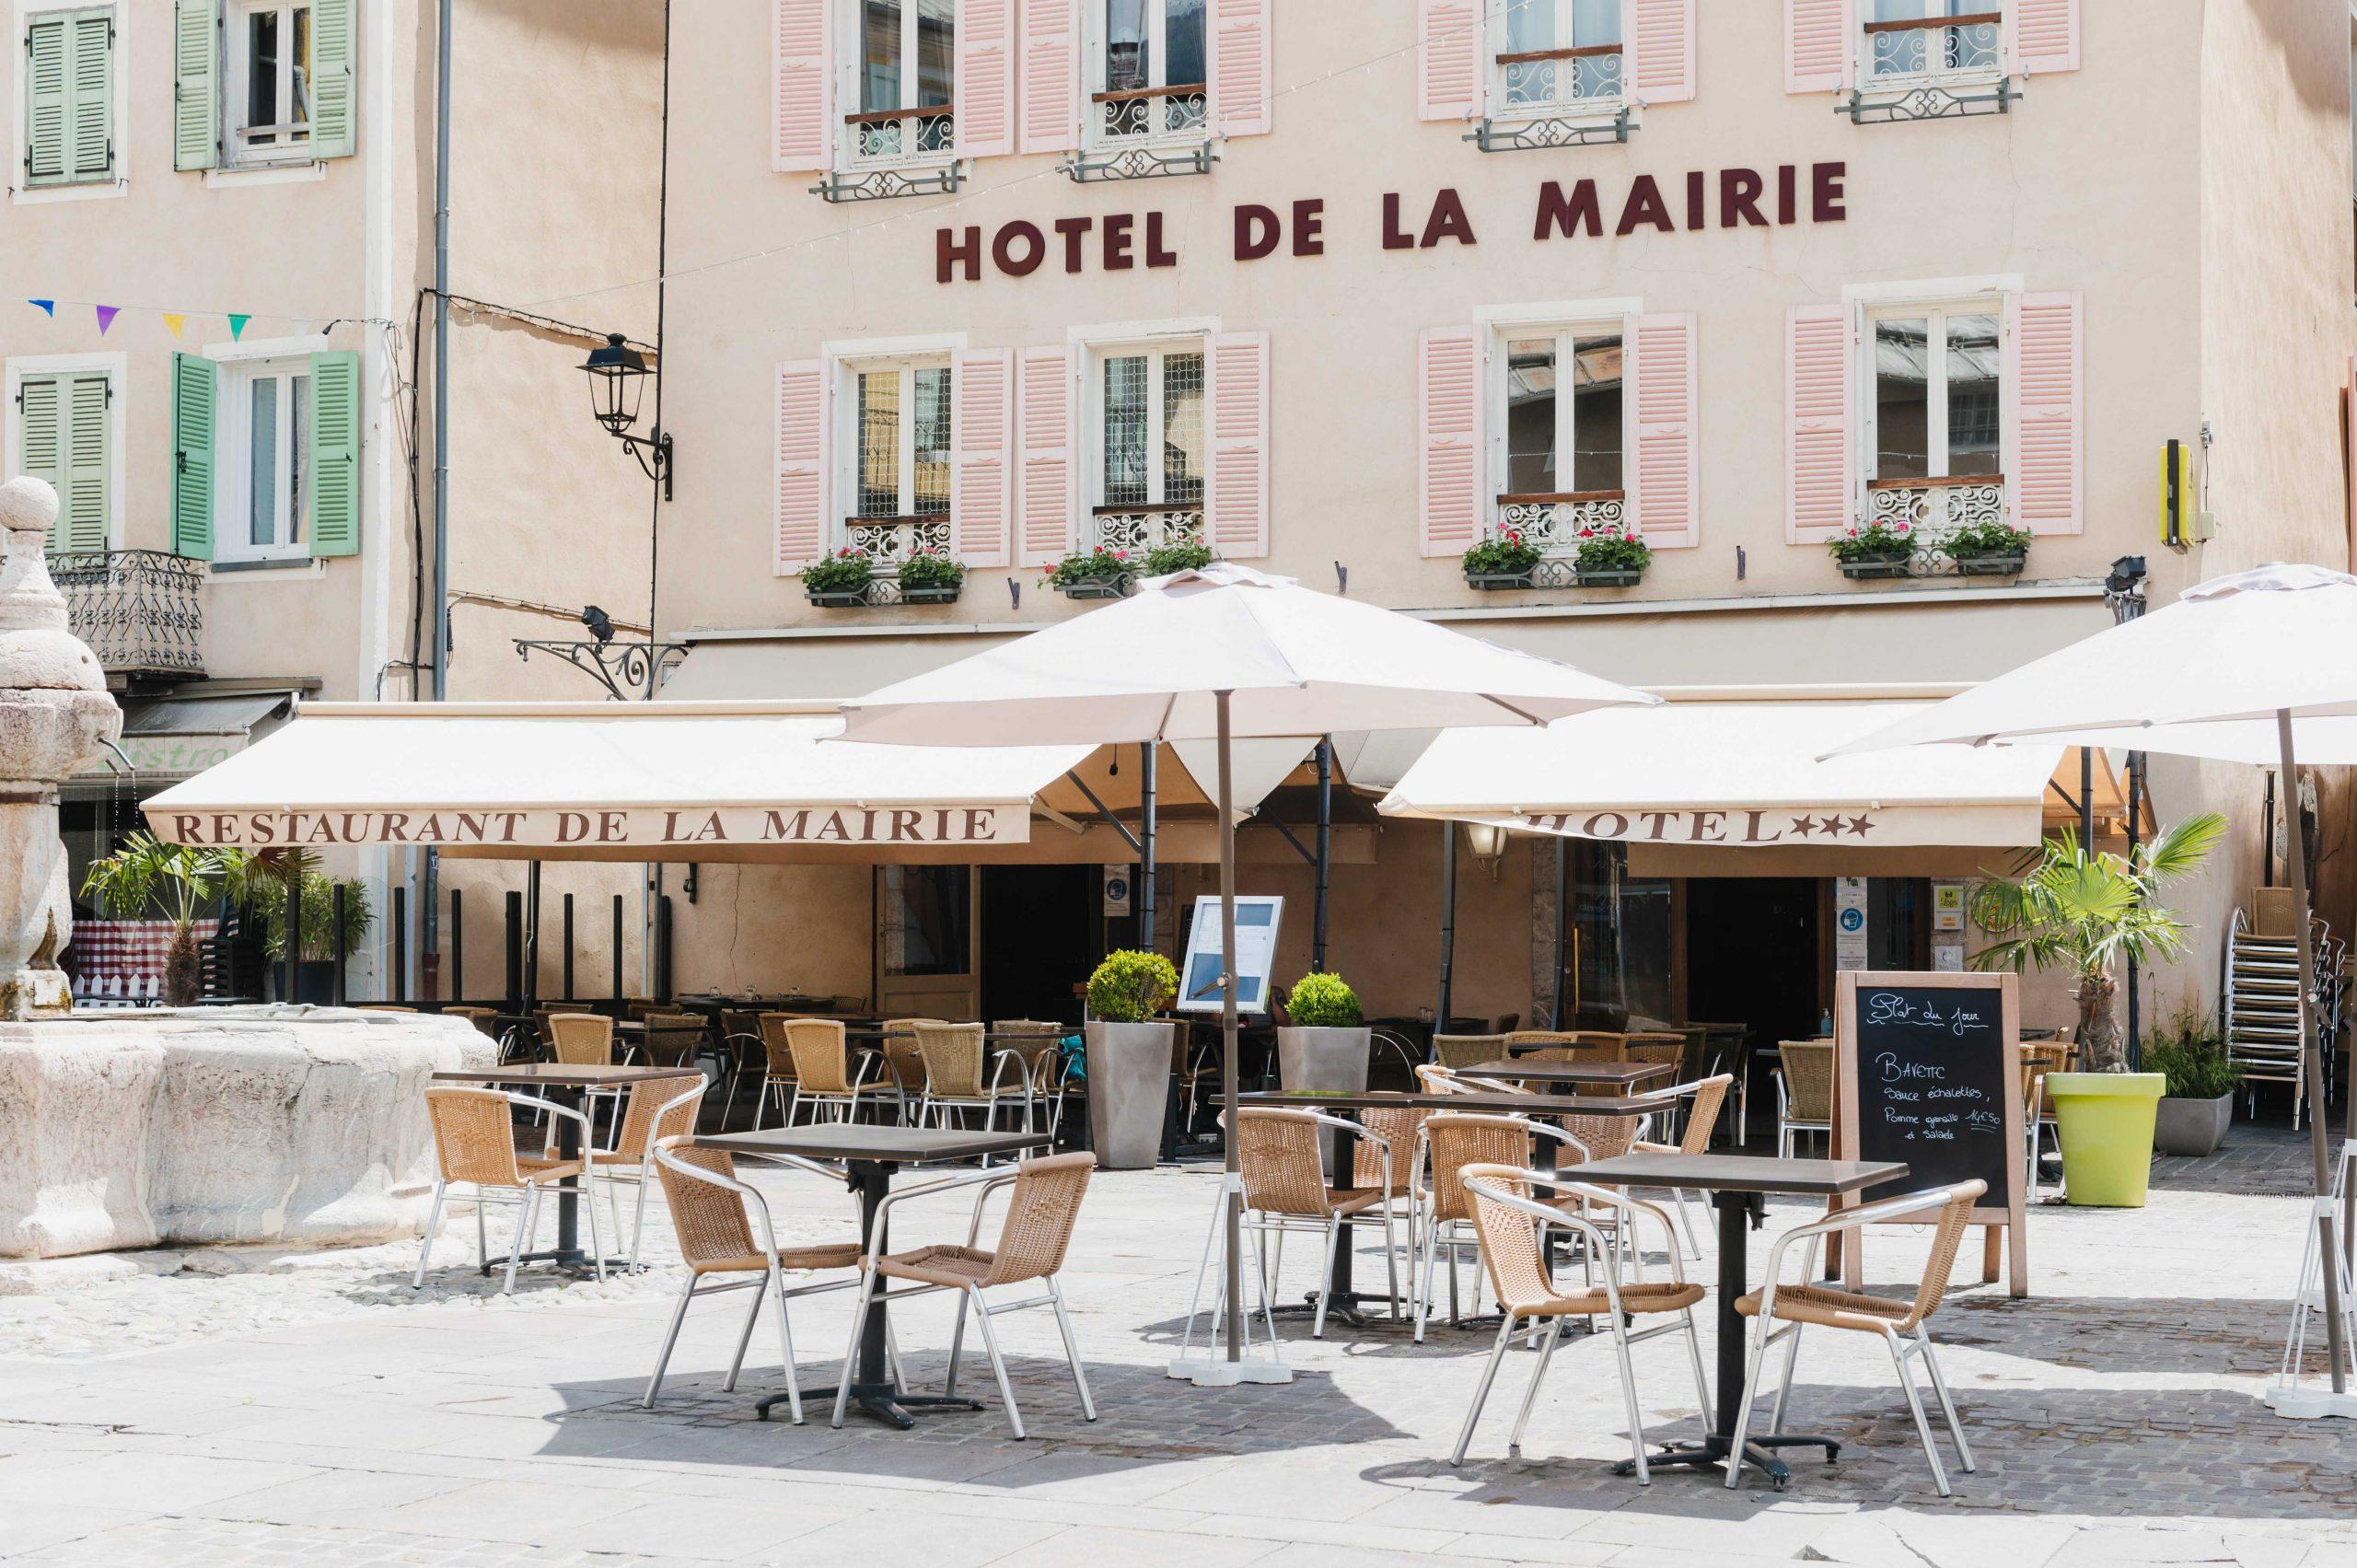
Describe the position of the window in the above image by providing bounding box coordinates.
[217,359,311,561]
[225,0,311,165]
[1863,0,2003,85]
[844,358,950,560]
[1082,342,1205,554]
[845,0,955,165]
[15,368,112,552]
[1495,324,1626,552]
[1093,0,1207,145]
[23,7,114,188]
[1865,305,2003,530]
[1497,0,1624,115]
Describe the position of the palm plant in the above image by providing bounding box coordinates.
[1967,813,2227,1072]
[79,832,230,1005]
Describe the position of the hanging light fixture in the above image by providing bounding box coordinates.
[1461,820,1509,877]
[579,332,674,498]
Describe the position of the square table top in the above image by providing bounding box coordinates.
[1465,1060,1679,1086]
[695,1125,1051,1164]
[1562,1151,1908,1196]
[1238,1088,1673,1118]
[432,1063,698,1087]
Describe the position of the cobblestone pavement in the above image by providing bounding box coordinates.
[5,1127,2356,1567]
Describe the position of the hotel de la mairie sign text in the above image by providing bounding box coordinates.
[935,163,1848,284]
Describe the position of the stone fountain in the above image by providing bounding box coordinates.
[0,477,492,1269]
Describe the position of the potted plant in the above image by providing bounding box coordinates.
[1143,540,1214,575]
[1944,517,2032,577]
[896,546,965,605]
[1968,812,2226,1205]
[241,861,375,1004]
[2145,1003,2240,1157]
[1084,948,1178,1169]
[1047,545,1134,600]
[803,548,875,607]
[1461,529,1542,590]
[1829,517,1917,579]
[1277,972,1372,1160]
[78,831,227,1005]
[1571,526,1650,587]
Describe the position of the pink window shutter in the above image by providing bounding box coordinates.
[772,0,831,173]
[1418,0,1483,122]
[2007,291,2084,535]
[774,360,830,573]
[1630,312,1699,548]
[1783,0,1850,94]
[951,349,1014,567]
[2013,0,2079,74]
[1020,0,1080,154]
[1211,0,1272,137]
[957,0,1017,157]
[2347,354,2357,571]
[1418,326,1484,557]
[1784,303,1852,542]
[1206,332,1271,560]
[1016,345,1074,565]
[1630,0,1696,105]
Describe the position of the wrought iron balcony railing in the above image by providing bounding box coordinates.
[1470,45,1631,151]
[1497,491,1629,554]
[816,105,962,202]
[1844,10,2012,122]
[845,512,951,565]
[1864,475,2005,534]
[1063,84,1213,181]
[47,549,204,679]
[1085,502,1205,555]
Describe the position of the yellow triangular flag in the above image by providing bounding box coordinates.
[161,313,186,339]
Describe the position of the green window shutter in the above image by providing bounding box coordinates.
[170,353,215,559]
[19,377,64,547]
[308,350,359,556]
[309,0,354,158]
[25,18,66,184]
[172,0,216,171]
[67,12,112,180]
[61,373,110,551]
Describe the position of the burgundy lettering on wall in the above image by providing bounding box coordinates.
[1380,192,1415,250]
[1420,188,1477,248]
[1290,197,1325,257]
[1615,175,1675,236]
[1235,203,1283,261]
[992,220,1046,276]
[1533,180,1602,239]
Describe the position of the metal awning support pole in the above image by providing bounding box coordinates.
[1140,743,1157,952]
[1063,769,1142,854]
[2281,710,2349,1394]
[2079,746,2095,848]
[523,861,541,1012]
[2125,752,2142,1068]
[1553,839,1570,1028]
[1216,692,1241,1363]
[1436,823,1457,1031]
[1313,738,1332,972]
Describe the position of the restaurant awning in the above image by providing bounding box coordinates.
[1379,694,2072,860]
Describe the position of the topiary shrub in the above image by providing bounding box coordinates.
[1086,949,1178,1023]
[1287,971,1363,1028]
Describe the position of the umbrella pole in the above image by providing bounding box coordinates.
[2280,709,2349,1393]
[1219,691,1243,1364]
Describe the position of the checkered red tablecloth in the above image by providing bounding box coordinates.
[71,917,218,989]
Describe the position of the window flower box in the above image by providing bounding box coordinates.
[1570,528,1650,589]
[1047,545,1136,600]
[803,547,875,607]
[1572,566,1643,587]
[1462,530,1542,590]
[1829,518,1918,581]
[1057,576,1132,600]
[1465,571,1537,591]
[897,546,966,605]
[808,587,871,608]
[1837,555,1914,581]
[1944,520,2033,578]
[900,583,963,605]
[1953,552,2026,577]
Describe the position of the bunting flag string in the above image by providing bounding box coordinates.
[17,296,379,340]
[93,306,120,335]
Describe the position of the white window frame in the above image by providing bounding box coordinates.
[1084,335,1205,511]
[1486,316,1631,554]
[3,351,125,549]
[11,0,126,205]
[1086,0,1209,151]
[223,0,314,169]
[1859,296,2003,492]
[837,0,957,171]
[1492,0,1626,122]
[205,333,326,564]
[1857,0,2007,92]
[841,353,953,525]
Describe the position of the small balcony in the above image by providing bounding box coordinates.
[816,105,961,203]
[48,549,205,682]
[1498,491,1629,552]
[1064,84,1213,182]
[1085,502,1205,555]
[1844,11,2013,122]
[1864,474,2005,533]
[1470,45,1631,152]
[809,514,962,607]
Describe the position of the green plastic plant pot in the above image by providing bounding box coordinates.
[2048,1072,2166,1206]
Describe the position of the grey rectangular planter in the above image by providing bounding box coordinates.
[899,583,963,605]
[2154,1092,2232,1156]
[1837,557,1912,580]
[1084,1020,1174,1170]
[1277,1026,1372,1168]
[1056,577,1132,600]
[1572,567,1643,587]
[807,586,874,607]
[1954,552,2027,577]
[1464,572,1536,591]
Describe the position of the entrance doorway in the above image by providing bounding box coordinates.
[979,864,1097,1026]
[1683,877,1823,1144]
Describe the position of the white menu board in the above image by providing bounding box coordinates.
[1178,895,1284,1016]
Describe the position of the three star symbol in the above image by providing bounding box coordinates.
[1788,814,1879,839]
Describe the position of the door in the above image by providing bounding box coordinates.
[979,863,1096,1026]
[1683,877,1825,1134]
[875,865,980,1019]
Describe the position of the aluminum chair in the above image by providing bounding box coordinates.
[414,1086,606,1294]
[1773,1040,1836,1157]
[1233,1107,1405,1338]
[782,1016,900,1124]
[749,1012,798,1130]
[1726,1179,1985,1497]
[1625,1074,1735,1258]
[913,1021,1034,1138]
[1452,1166,1710,1480]
[586,1074,706,1271]
[1412,1110,1596,1340]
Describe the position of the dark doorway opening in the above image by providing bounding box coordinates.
[1683,877,1824,1145]
[979,864,1096,1027]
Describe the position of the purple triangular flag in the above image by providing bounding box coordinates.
[94,305,120,335]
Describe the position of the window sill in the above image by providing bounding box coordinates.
[204,161,328,190]
[207,556,326,579]
[1840,74,2015,123]
[1466,103,1634,153]
[1060,138,1216,184]
[11,177,127,204]
[811,160,962,203]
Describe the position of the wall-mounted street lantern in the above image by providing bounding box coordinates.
[1461,820,1509,880]
[582,333,674,499]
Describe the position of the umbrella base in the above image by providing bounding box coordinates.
[2264,1383,2357,1420]
[1167,1352,1295,1386]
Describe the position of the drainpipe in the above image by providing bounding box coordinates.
[421,0,453,993]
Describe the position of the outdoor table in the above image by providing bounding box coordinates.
[1559,1150,1908,1491]
[1463,1060,1679,1088]
[695,1123,1049,1429]
[1238,1087,1674,1327]
[430,1063,699,1274]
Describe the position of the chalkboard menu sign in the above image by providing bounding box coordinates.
[1834,970,2027,1297]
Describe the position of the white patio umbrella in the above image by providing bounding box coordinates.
[1831,563,2357,1411]
[836,563,1655,1378]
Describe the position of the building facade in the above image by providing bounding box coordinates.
[2,0,665,996]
